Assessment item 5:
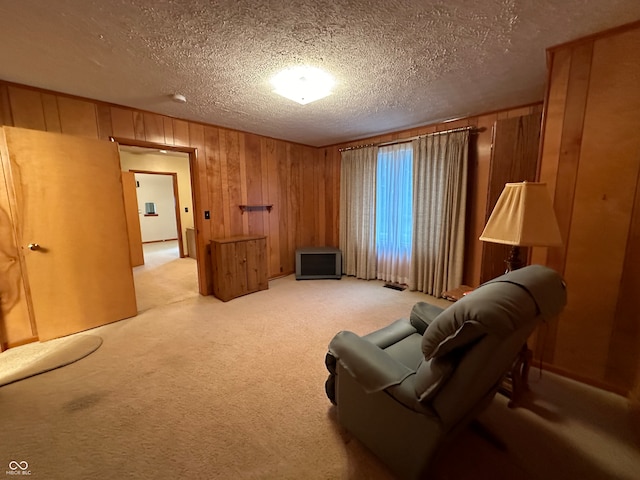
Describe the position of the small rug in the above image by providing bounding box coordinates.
[0,335,102,387]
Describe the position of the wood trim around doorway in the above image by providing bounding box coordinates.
[110,137,206,296]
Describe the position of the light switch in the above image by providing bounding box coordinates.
[204,211,210,220]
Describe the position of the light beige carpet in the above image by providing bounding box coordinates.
[0,335,102,387]
[133,240,199,312]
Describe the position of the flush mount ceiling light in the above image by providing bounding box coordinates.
[271,66,335,105]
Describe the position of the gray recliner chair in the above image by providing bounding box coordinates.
[324,265,566,479]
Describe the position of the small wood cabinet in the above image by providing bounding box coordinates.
[210,235,268,302]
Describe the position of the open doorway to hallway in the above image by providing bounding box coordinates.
[118,145,199,311]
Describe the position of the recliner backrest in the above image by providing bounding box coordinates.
[413,265,566,426]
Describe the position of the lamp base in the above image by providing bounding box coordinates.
[505,245,524,272]
[502,244,531,408]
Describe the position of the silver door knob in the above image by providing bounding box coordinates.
[27,243,41,251]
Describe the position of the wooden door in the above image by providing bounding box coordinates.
[121,172,144,267]
[0,127,137,341]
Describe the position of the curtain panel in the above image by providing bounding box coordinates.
[339,146,378,279]
[410,131,469,296]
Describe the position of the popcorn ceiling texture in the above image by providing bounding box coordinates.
[1,0,639,146]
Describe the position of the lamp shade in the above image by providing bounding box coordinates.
[480,182,562,247]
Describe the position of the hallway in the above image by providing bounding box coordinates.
[133,240,199,312]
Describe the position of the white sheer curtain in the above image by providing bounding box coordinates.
[410,131,469,296]
[375,143,413,284]
[339,146,378,279]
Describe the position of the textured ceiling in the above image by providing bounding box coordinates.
[1,1,639,147]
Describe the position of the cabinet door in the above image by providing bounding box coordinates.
[233,241,249,296]
[212,241,236,301]
[246,238,268,292]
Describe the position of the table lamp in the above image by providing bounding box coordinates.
[480,181,562,271]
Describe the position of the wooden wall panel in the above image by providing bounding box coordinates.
[0,84,13,126]
[132,111,145,141]
[265,138,282,276]
[8,87,46,130]
[143,113,165,144]
[259,139,271,259]
[534,43,594,364]
[553,28,640,383]
[57,97,98,138]
[172,119,190,146]
[224,131,243,236]
[163,117,174,145]
[96,104,113,140]
[110,107,135,139]
[606,168,640,388]
[301,145,317,247]
[315,147,325,244]
[41,94,61,133]
[537,49,572,203]
[288,144,302,249]
[537,21,640,394]
[278,141,294,274]
[324,147,340,246]
[204,126,223,240]
[244,133,264,234]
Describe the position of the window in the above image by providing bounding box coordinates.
[375,144,413,283]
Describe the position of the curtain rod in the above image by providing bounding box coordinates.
[338,125,480,152]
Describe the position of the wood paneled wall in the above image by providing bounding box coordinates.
[534,20,640,394]
[0,81,339,347]
[322,105,544,288]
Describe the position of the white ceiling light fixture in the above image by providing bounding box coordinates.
[271,66,335,105]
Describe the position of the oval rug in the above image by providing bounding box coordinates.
[0,335,102,387]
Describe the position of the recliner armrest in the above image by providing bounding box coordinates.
[329,331,414,394]
[362,318,418,349]
[410,302,445,333]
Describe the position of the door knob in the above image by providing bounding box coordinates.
[27,243,41,251]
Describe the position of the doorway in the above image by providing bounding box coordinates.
[117,144,199,311]
[132,171,182,258]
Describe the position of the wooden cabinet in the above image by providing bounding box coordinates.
[211,235,268,301]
